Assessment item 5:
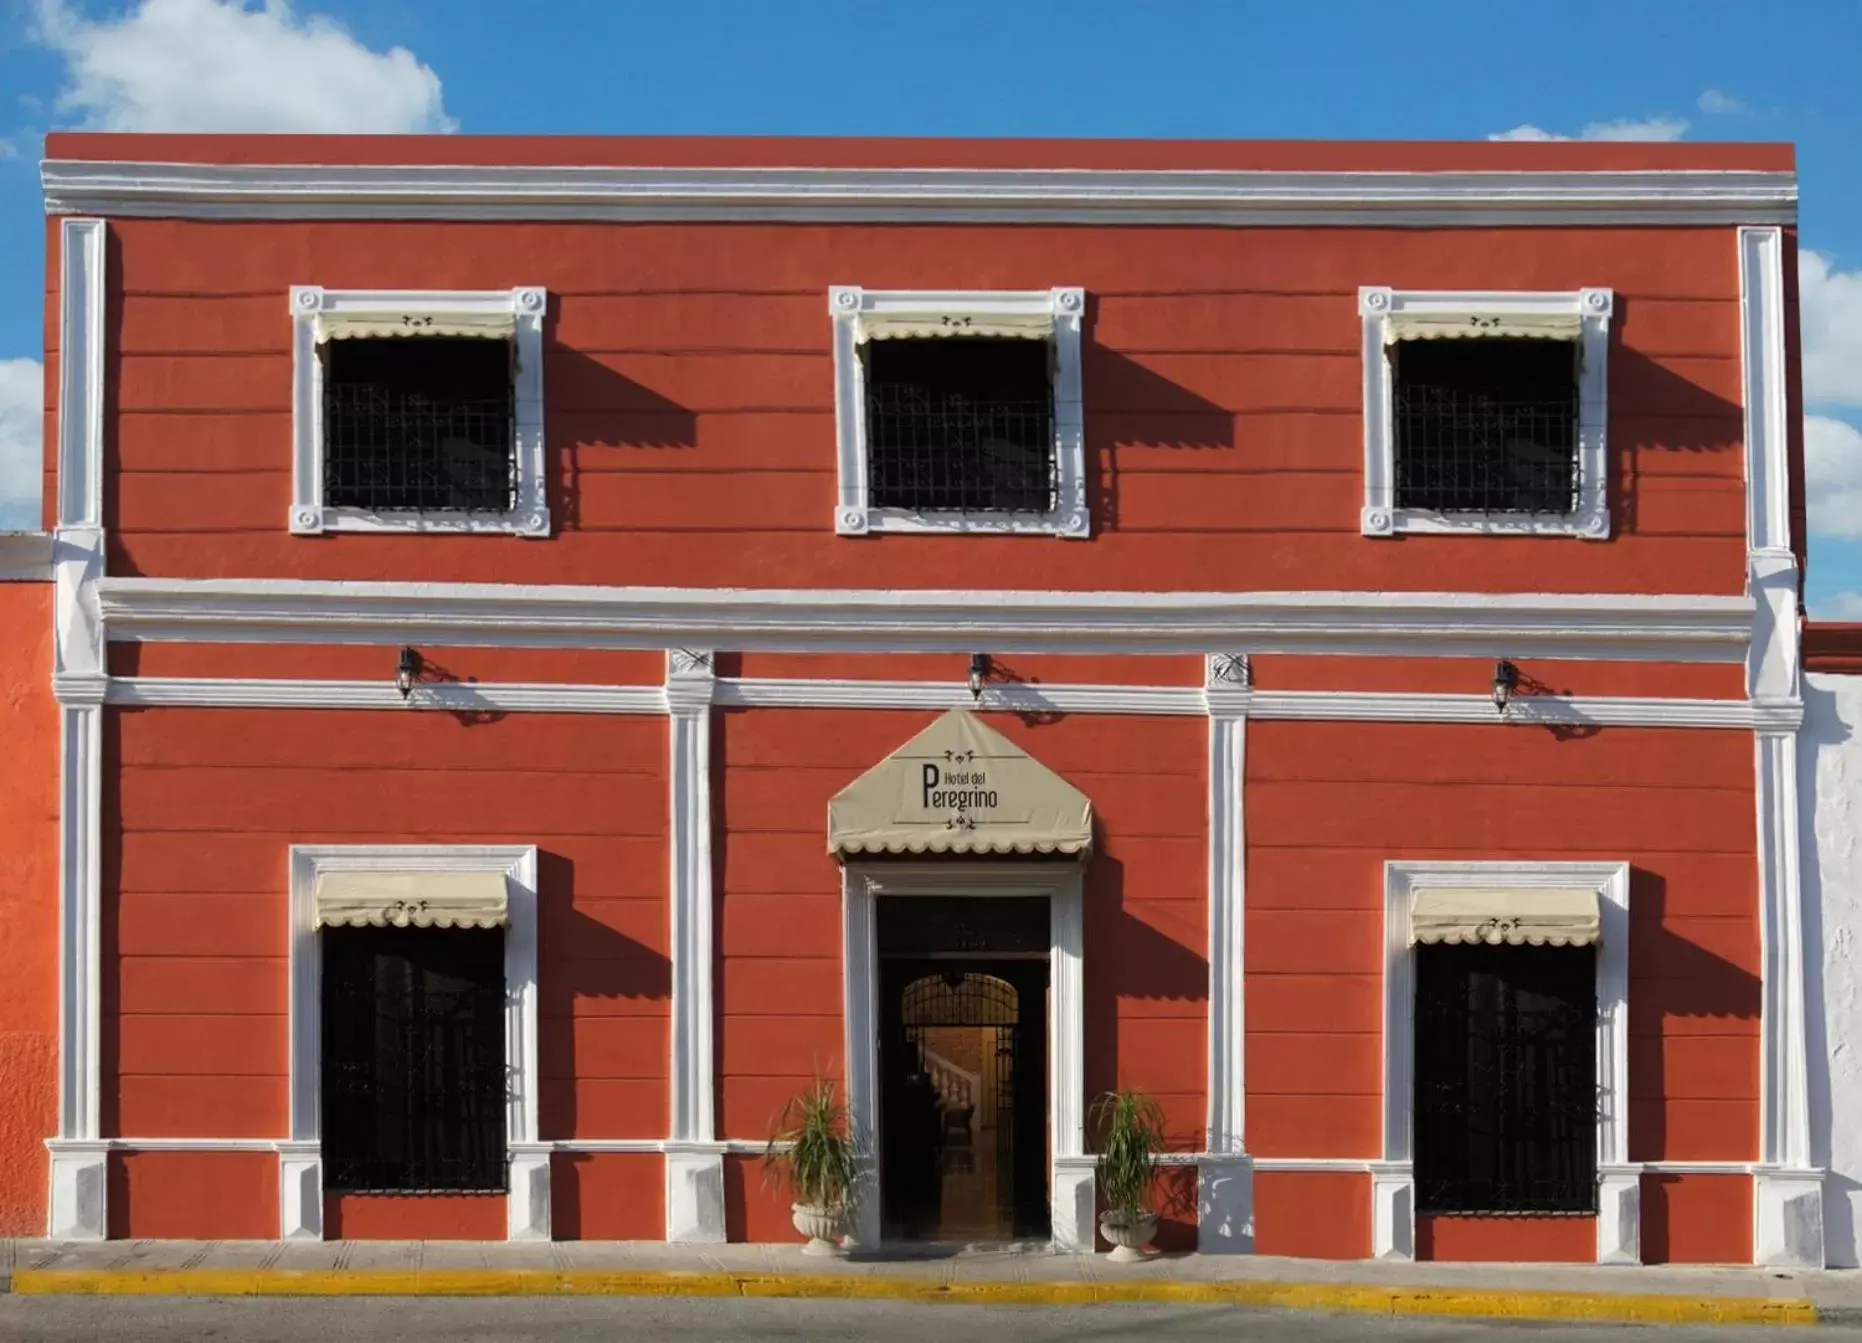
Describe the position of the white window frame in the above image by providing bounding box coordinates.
[288,286,551,537]
[1359,287,1614,540]
[1376,860,1634,1264]
[829,286,1088,538]
[282,844,546,1242]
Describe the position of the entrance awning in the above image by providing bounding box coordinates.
[828,710,1093,858]
[1410,887,1600,947]
[314,870,509,929]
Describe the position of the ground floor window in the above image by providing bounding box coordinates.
[1413,943,1596,1214]
[320,926,507,1193]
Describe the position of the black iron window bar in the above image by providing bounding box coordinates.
[322,337,517,515]
[864,337,1058,515]
[1392,339,1581,516]
[1412,943,1598,1216]
[320,926,508,1195]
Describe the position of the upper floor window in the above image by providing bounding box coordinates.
[830,288,1087,537]
[289,287,550,537]
[1359,288,1613,540]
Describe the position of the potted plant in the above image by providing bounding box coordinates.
[764,1078,859,1256]
[1091,1088,1165,1262]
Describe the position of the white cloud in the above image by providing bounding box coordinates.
[1489,124,1565,142]
[34,0,452,133]
[1697,88,1750,116]
[1803,250,1862,408]
[0,361,43,533]
[1576,115,1690,142]
[1805,415,1862,540]
[1488,115,1689,143]
[1815,590,1862,621]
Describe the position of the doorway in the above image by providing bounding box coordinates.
[877,898,1050,1242]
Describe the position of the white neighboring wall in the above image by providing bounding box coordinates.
[1803,672,1862,1265]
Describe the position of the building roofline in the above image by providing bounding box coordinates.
[41,155,1797,227]
[40,132,1797,174]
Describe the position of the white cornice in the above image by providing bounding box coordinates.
[95,578,1754,661]
[39,161,1798,226]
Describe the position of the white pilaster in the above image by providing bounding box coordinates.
[1740,221,1822,1268]
[1200,654,1253,1251]
[277,1142,322,1240]
[665,1142,728,1243]
[507,1143,553,1241]
[1756,724,1823,1265]
[1370,1163,1413,1260]
[665,649,724,1241]
[1738,226,1791,558]
[48,218,108,1240]
[1597,1166,1642,1265]
[1050,870,1092,1252]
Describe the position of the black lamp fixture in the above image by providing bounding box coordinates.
[395,646,422,702]
[1491,660,1519,717]
[968,653,989,702]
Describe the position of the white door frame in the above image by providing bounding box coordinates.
[840,860,1090,1250]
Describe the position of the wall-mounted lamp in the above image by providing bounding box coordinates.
[968,653,989,702]
[396,646,422,702]
[1491,660,1518,717]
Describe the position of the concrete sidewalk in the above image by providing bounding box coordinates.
[5,1238,1857,1326]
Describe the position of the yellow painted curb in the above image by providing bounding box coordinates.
[7,1267,1822,1324]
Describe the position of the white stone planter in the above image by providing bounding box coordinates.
[1099,1210,1157,1263]
[791,1202,846,1256]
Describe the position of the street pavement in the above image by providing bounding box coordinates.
[0,1296,1858,1342]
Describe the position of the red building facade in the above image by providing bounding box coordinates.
[17,134,1817,1264]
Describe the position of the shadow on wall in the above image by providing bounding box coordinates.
[1080,336,1236,536]
[535,850,673,1143]
[1629,867,1762,1168]
[1608,318,1744,538]
[1082,850,1208,1254]
[1801,678,1857,1265]
[545,343,700,535]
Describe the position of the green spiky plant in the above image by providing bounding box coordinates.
[1091,1089,1166,1219]
[764,1078,859,1211]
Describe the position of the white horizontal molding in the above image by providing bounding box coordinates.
[716,677,1202,715]
[96,578,1754,661]
[41,162,1798,227]
[82,1137,1774,1177]
[106,676,665,715]
[103,673,1781,730]
[1252,690,1798,731]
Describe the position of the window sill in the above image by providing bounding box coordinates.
[1362,502,1610,540]
[291,505,552,538]
[838,505,1091,538]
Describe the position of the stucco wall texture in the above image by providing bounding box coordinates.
[1806,673,1862,1265]
[0,582,57,1235]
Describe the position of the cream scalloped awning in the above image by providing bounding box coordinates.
[858,311,1054,342]
[828,710,1093,857]
[315,870,509,929]
[1411,888,1600,947]
[316,311,516,343]
[1386,311,1583,343]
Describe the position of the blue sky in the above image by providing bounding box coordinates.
[2,0,1860,609]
